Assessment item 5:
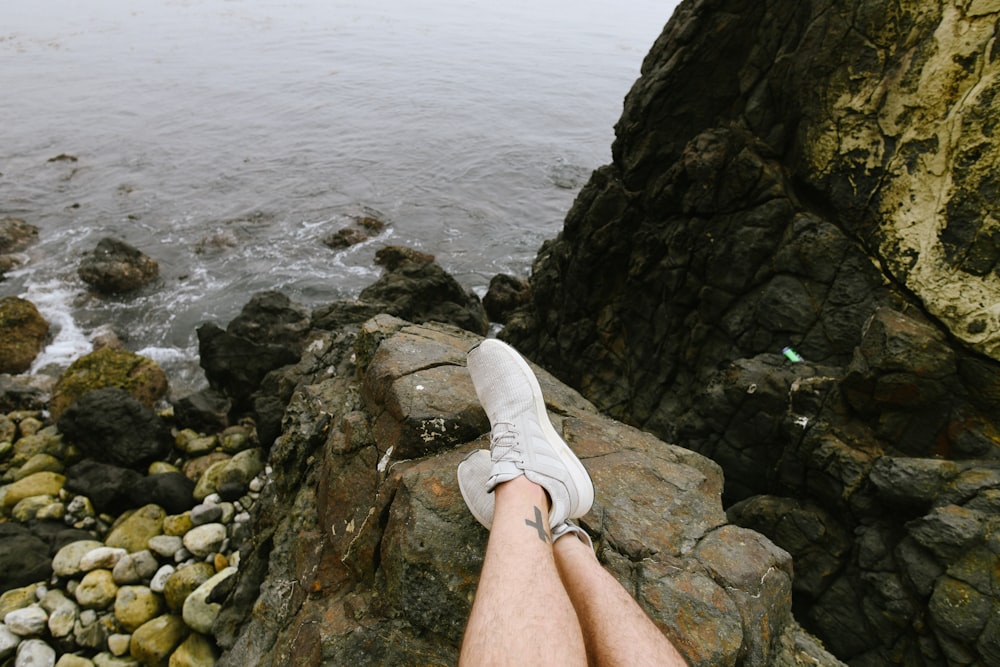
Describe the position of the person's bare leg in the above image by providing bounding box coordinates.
[460,476,588,667]
[554,534,688,667]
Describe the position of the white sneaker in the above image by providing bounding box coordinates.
[458,449,593,549]
[465,339,594,528]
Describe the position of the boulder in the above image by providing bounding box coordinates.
[49,348,169,419]
[482,273,530,324]
[0,525,51,595]
[355,245,488,335]
[213,320,832,667]
[77,237,158,293]
[0,297,49,374]
[63,460,144,515]
[56,387,172,469]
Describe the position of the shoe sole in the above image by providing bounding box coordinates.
[470,339,594,518]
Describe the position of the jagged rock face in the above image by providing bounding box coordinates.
[214,318,839,667]
[502,0,1000,664]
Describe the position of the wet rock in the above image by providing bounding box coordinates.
[50,348,169,419]
[356,246,488,335]
[56,388,171,469]
[0,217,39,254]
[77,237,159,294]
[321,215,386,249]
[0,297,49,374]
[482,273,530,324]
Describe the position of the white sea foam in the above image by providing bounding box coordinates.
[23,280,92,373]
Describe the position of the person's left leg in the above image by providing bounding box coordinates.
[458,475,587,667]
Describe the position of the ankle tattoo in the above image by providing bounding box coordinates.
[525,505,549,543]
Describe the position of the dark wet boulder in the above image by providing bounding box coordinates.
[482,273,530,324]
[0,524,51,595]
[78,237,159,293]
[172,388,232,434]
[358,245,488,335]
[63,459,145,515]
[56,387,172,469]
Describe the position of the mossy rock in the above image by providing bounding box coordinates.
[51,348,168,418]
[0,297,49,374]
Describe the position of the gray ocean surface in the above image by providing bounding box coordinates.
[1,0,677,394]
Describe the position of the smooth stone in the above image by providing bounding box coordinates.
[52,541,105,578]
[47,604,77,639]
[12,454,63,480]
[4,605,48,636]
[167,632,219,667]
[161,513,192,537]
[147,535,184,559]
[80,547,127,573]
[179,436,217,457]
[10,495,57,522]
[191,460,229,501]
[148,565,174,594]
[106,633,131,657]
[91,653,137,666]
[162,563,215,613]
[112,551,159,585]
[104,505,166,553]
[128,614,188,665]
[2,472,64,509]
[54,655,95,667]
[181,523,226,559]
[15,638,56,667]
[181,566,236,633]
[38,588,80,638]
[34,501,65,522]
[147,461,180,475]
[74,570,117,610]
[188,503,222,526]
[0,584,39,620]
[113,586,163,633]
[0,624,19,660]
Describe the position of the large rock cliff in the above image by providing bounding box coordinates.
[502,1,1000,665]
[212,311,839,666]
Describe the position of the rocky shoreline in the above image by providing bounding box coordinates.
[2,241,848,666]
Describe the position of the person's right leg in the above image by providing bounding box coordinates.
[553,535,688,667]
[459,475,587,667]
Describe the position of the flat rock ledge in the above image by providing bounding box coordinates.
[215,315,843,667]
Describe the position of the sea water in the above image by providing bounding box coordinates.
[0,0,679,393]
